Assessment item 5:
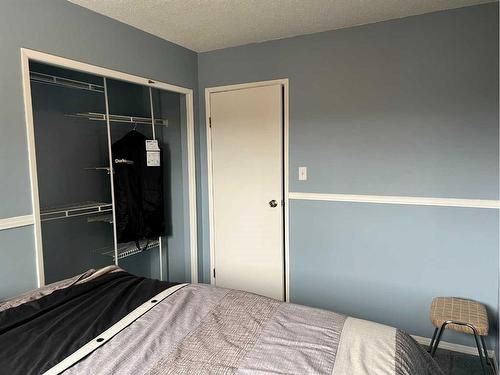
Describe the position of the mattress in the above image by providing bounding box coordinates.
[0,267,443,375]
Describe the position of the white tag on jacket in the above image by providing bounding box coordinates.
[145,139,160,151]
[146,140,160,166]
[147,151,160,166]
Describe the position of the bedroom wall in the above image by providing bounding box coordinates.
[0,0,198,298]
[1,0,498,354]
[197,2,499,348]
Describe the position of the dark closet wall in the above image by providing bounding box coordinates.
[153,91,191,282]
[30,65,112,283]
[0,0,198,298]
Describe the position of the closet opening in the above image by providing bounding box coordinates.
[22,50,197,287]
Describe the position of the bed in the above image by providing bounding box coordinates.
[0,267,442,375]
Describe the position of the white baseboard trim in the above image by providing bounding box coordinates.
[289,192,500,209]
[412,334,496,359]
[0,215,34,231]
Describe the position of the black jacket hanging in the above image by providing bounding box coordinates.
[112,130,165,243]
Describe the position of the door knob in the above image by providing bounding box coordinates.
[269,200,278,208]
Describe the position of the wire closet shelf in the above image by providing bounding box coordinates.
[40,201,113,222]
[31,68,167,278]
[30,71,169,127]
[94,240,160,261]
[68,112,168,127]
[30,71,104,93]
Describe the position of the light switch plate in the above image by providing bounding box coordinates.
[299,166,307,181]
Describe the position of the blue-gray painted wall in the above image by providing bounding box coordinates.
[290,200,498,348]
[197,3,499,347]
[0,0,198,297]
[0,0,498,351]
[0,226,37,298]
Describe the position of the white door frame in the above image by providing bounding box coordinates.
[205,79,290,301]
[20,48,198,286]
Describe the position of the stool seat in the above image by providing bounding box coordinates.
[430,297,488,336]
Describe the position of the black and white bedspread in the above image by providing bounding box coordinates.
[0,267,443,375]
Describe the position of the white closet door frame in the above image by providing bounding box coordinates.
[205,79,290,301]
[20,48,198,286]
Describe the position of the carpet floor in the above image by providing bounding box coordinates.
[429,347,496,375]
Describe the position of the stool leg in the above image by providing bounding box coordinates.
[479,336,491,366]
[479,336,496,374]
[472,331,487,375]
[428,328,438,354]
[430,322,449,357]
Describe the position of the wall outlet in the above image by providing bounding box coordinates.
[298,166,307,181]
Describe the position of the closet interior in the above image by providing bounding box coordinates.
[29,61,189,284]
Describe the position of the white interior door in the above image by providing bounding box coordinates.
[210,84,284,300]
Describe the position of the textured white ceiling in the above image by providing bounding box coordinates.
[68,0,494,52]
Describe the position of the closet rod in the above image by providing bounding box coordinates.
[68,112,168,127]
[30,71,104,93]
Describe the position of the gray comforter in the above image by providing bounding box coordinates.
[1,268,442,374]
[63,282,441,374]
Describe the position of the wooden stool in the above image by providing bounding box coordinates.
[428,297,495,374]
